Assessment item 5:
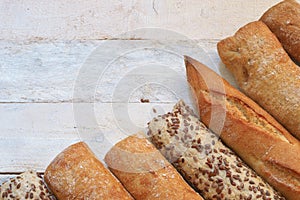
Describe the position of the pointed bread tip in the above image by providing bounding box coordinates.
[184,55,191,68]
[184,55,207,71]
[184,55,198,66]
[184,56,228,94]
[183,55,190,62]
[184,55,203,65]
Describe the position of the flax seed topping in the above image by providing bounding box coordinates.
[148,100,285,200]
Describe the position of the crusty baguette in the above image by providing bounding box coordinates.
[185,55,300,200]
[44,142,133,200]
[217,21,300,140]
[261,0,300,63]
[105,135,203,200]
[148,100,285,200]
[0,170,55,200]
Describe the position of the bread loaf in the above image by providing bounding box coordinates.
[261,0,300,63]
[44,142,133,200]
[185,55,300,200]
[217,21,300,140]
[0,170,55,200]
[105,135,203,200]
[148,100,285,200]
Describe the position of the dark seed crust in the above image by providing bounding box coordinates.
[148,100,285,200]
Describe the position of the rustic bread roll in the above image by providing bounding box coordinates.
[260,0,300,63]
[217,21,300,140]
[185,55,300,200]
[0,170,55,200]
[44,142,133,200]
[148,100,285,200]
[105,135,203,200]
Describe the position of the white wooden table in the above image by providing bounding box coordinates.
[0,0,280,183]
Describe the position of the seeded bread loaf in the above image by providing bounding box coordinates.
[185,55,300,200]
[0,170,55,200]
[148,100,285,200]
[260,0,300,63]
[44,142,133,200]
[217,21,300,140]
[105,135,203,200]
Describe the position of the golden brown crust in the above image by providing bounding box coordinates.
[44,142,133,200]
[260,0,300,62]
[105,135,203,200]
[185,55,300,200]
[217,21,300,140]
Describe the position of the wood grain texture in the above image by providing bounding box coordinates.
[0,0,279,41]
[0,40,234,103]
[0,102,190,173]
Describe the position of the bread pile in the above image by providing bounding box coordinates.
[185,56,300,200]
[2,1,300,199]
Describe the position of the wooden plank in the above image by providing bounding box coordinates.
[0,102,78,172]
[0,138,79,172]
[0,40,237,103]
[0,102,192,172]
[0,0,279,40]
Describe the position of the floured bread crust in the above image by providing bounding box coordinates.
[217,21,300,140]
[44,142,133,200]
[261,0,300,63]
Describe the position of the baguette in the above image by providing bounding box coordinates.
[148,100,285,200]
[217,21,300,140]
[105,135,203,200]
[260,0,300,63]
[44,142,133,200]
[185,55,300,200]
